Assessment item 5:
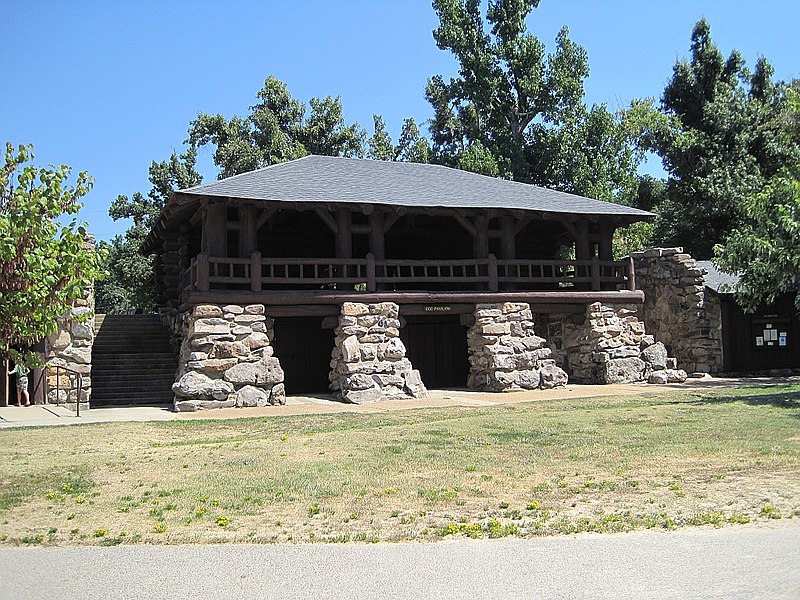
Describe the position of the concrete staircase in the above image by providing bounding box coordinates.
[91,314,177,407]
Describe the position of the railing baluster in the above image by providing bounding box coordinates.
[488,254,498,291]
[251,252,261,292]
[366,253,376,292]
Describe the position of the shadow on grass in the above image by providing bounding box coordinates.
[686,391,800,413]
[681,376,800,391]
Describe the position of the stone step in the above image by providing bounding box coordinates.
[94,330,174,338]
[92,387,174,397]
[92,346,174,355]
[89,314,178,408]
[93,400,173,408]
[92,364,177,373]
[93,394,174,403]
[91,387,174,398]
[95,321,168,334]
[92,352,177,361]
[93,377,176,388]
[92,396,173,406]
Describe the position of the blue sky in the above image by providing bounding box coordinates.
[3,1,799,242]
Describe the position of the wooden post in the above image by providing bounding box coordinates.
[488,253,498,292]
[335,208,352,259]
[366,253,376,292]
[30,365,44,406]
[575,219,591,260]
[500,215,516,259]
[591,256,601,291]
[628,255,637,291]
[369,210,385,260]
[251,251,262,292]
[598,222,614,261]
[239,204,257,257]
[2,353,8,407]
[202,203,227,257]
[474,215,489,258]
[500,216,516,291]
[196,253,210,292]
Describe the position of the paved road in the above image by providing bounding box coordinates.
[1,522,798,599]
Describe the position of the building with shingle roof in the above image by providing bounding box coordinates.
[143,156,664,408]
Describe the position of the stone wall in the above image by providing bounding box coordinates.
[632,248,723,374]
[329,302,427,403]
[171,304,285,411]
[466,302,568,391]
[45,295,94,411]
[546,302,686,384]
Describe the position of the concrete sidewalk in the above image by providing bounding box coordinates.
[2,521,799,599]
[0,377,794,428]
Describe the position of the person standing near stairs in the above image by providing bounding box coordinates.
[8,361,30,406]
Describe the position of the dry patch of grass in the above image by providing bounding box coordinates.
[1,384,799,546]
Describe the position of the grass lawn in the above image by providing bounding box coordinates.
[1,383,798,546]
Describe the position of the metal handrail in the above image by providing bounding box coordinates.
[45,363,84,417]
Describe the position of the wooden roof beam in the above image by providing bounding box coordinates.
[314,208,338,234]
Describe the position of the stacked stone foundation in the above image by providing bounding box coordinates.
[466,302,569,391]
[329,302,427,403]
[546,302,686,384]
[169,292,697,411]
[171,304,285,411]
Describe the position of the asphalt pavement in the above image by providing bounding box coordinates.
[1,521,798,599]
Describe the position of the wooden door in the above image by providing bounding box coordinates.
[401,316,470,389]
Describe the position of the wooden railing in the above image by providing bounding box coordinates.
[182,253,634,297]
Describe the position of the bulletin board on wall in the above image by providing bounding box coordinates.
[753,318,790,350]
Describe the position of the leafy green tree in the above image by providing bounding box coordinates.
[188,76,366,177]
[651,19,799,258]
[95,149,201,313]
[714,175,800,311]
[396,118,429,163]
[367,115,429,163]
[0,143,105,362]
[713,88,800,311]
[367,115,395,161]
[425,0,644,205]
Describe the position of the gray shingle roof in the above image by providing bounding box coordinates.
[696,261,740,293]
[176,155,652,218]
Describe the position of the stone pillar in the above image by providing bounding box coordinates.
[171,303,285,411]
[45,236,96,411]
[45,305,93,411]
[466,302,568,391]
[553,302,686,384]
[632,248,723,374]
[329,302,427,403]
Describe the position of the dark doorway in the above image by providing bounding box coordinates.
[400,315,470,389]
[271,317,335,394]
